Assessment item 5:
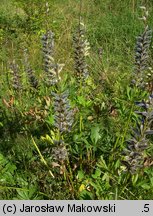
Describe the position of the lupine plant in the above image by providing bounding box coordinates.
[23,49,38,89]
[0,1,153,200]
[41,27,74,166]
[123,95,153,173]
[123,6,153,174]
[10,61,22,90]
[133,6,152,88]
[51,90,74,163]
[42,30,64,86]
[73,21,90,84]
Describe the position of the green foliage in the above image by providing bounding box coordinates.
[0,0,153,200]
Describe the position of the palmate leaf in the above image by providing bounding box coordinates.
[16,186,40,200]
[0,153,17,186]
[92,168,101,179]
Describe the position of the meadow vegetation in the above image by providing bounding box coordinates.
[0,0,153,199]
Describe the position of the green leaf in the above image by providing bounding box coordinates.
[90,125,101,144]
[77,95,92,107]
[77,170,85,180]
[92,168,101,179]
[132,174,139,186]
[46,114,54,126]
[102,172,110,182]
[150,177,153,186]
[98,156,108,170]
[141,184,151,190]
[16,190,30,200]
[126,86,131,100]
